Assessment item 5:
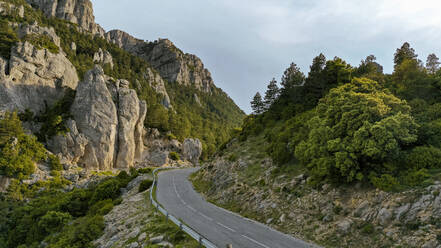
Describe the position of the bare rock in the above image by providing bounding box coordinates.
[0,176,11,193]
[26,0,105,36]
[337,219,353,234]
[115,87,140,169]
[93,48,114,68]
[182,138,202,165]
[47,119,88,164]
[150,235,164,244]
[71,66,118,170]
[1,41,78,113]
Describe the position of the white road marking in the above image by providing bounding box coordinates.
[199,212,213,221]
[172,176,186,205]
[242,235,271,248]
[217,222,236,232]
[187,205,197,212]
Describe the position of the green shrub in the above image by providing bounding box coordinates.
[169,152,180,161]
[166,132,177,140]
[369,173,401,192]
[24,34,59,54]
[0,19,18,59]
[48,154,63,171]
[137,167,152,174]
[138,179,153,192]
[89,178,121,204]
[0,112,47,179]
[406,146,441,169]
[402,169,430,187]
[87,199,114,216]
[38,211,72,233]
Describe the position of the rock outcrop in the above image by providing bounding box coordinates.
[182,138,202,164]
[106,30,215,93]
[93,48,114,69]
[0,40,78,113]
[70,66,146,170]
[26,0,105,36]
[47,119,88,165]
[0,2,24,18]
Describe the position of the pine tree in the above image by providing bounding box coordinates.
[250,92,264,114]
[309,53,326,76]
[426,53,440,74]
[394,42,418,70]
[263,78,279,109]
[281,62,305,90]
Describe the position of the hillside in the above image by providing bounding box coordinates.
[192,47,441,247]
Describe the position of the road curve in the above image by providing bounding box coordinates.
[156,168,318,248]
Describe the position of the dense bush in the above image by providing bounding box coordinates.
[0,112,47,179]
[24,34,59,53]
[139,179,153,192]
[295,78,419,184]
[0,19,18,59]
[169,152,180,161]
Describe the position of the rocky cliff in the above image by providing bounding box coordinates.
[107,30,215,93]
[26,0,105,36]
[0,23,78,114]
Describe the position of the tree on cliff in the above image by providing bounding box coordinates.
[263,78,279,109]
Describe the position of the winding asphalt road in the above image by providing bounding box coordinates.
[156,168,317,248]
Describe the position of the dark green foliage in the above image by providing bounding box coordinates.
[0,19,19,59]
[264,78,279,109]
[1,170,138,248]
[169,151,180,161]
[138,179,153,192]
[251,92,264,114]
[89,178,121,205]
[0,112,46,179]
[295,78,419,184]
[48,154,63,171]
[36,89,76,142]
[38,211,72,233]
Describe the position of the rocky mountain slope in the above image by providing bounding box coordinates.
[193,135,441,248]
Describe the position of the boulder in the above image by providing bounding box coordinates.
[71,66,118,170]
[149,151,169,166]
[337,219,353,234]
[182,138,202,164]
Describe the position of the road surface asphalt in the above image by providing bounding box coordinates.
[156,167,318,248]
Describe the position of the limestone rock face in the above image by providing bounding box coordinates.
[0,2,25,18]
[93,48,113,68]
[115,87,140,169]
[106,30,214,94]
[140,39,214,93]
[70,66,146,170]
[47,119,88,164]
[182,138,202,164]
[0,41,78,113]
[71,66,118,170]
[26,0,105,36]
[143,68,171,109]
[135,101,147,161]
[17,23,61,47]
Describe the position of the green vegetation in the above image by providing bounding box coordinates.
[169,152,180,161]
[139,179,153,192]
[0,169,138,248]
[0,19,18,59]
[244,43,441,191]
[0,112,46,179]
[24,34,59,53]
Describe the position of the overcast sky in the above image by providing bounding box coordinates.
[91,0,441,113]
